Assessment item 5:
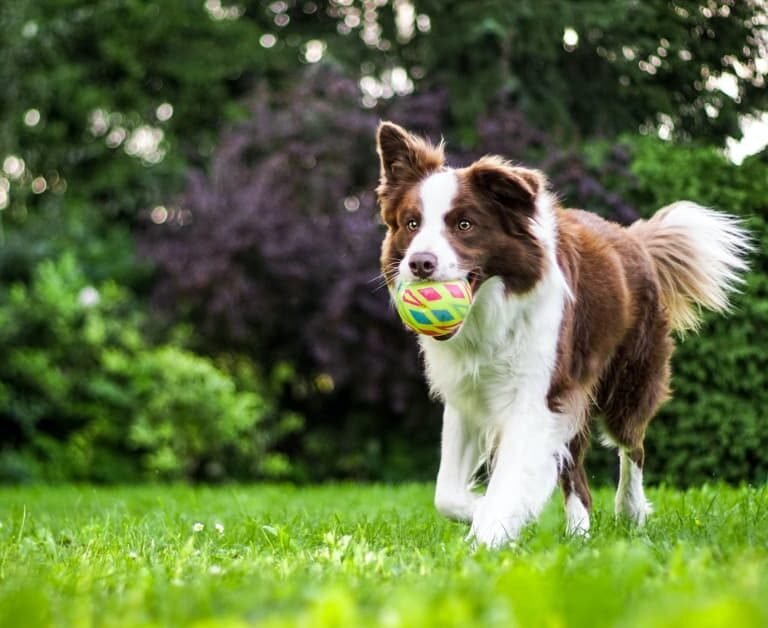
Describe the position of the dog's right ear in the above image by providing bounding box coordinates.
[376,122,444,198]
[467,156,543,215]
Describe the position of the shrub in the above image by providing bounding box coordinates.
[0,253,289,482]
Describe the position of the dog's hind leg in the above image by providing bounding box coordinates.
[599,314,673,525]
[615,445,652,524]
[560,431,592,536]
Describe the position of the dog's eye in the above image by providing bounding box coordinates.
[457,219,472,232]
[406,218,419,232]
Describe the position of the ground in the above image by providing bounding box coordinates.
[0,484,767,627]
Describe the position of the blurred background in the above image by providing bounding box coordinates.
[0,0,766,486]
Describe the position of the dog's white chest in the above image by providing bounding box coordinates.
[419,278,561,426]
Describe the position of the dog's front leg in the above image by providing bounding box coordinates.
[468,404,562,548]
[434,404,480,522]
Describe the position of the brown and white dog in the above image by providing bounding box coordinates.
[375,121,751,547]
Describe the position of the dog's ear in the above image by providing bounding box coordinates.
[376,121,444,198]
[468,157,544,214]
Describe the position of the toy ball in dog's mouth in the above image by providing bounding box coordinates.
[393,278,474,340]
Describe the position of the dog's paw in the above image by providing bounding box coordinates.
[615,496,653,526]
[564,494,591,537]
[467,497,524,549]
[434,491,478,523]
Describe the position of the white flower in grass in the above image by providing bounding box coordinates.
[208,565,223,575]
[127,551,139,560]
[214,522,224,535]
[192,522,205,533]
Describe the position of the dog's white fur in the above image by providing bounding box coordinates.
[615,448,652,524]
[399,170,462,282]
[565,492,591,536]
[406,170,579,547]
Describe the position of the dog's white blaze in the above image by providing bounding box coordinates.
[565,493,590,536]
[399,170,461,282]
[420,169,458,218]
[615,449,652,524]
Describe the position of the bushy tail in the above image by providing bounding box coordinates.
[628,201,752,332]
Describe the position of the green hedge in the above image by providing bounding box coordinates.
[0,254,292,482]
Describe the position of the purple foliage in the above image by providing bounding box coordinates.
[140,67,638,477]
[142,67,421,423]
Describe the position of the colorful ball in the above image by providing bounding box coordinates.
[393,279,473,337]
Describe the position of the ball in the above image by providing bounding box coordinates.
[393,278,473,338]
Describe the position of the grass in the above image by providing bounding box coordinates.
[0,484,767,627]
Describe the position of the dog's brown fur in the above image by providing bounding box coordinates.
[550,209,673,512]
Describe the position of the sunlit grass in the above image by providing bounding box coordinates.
[0,484,767,627]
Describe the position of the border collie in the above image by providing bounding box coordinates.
[375,121,751,548]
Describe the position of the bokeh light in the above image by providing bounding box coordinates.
[2,156,25,179]
[156,103,174,122]
[23,109,40,127]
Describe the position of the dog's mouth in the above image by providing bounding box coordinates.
[467,270,483,294]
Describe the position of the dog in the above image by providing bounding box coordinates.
[375,121,751,548]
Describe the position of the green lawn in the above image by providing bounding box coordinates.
[0,484,767,627]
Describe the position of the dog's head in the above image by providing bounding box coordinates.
[376,121,549,295]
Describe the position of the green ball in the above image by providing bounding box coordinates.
[393,279,473,337]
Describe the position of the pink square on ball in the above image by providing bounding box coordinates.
[445,283,464,299]
[418,287,441,301]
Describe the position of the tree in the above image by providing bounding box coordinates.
[408,0,767,142]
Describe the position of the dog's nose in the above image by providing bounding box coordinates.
[409,252,437,279]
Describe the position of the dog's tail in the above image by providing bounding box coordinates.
[628,201,752,332]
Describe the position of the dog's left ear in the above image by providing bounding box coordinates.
[468,157,544,215]
[376,121,444,198]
